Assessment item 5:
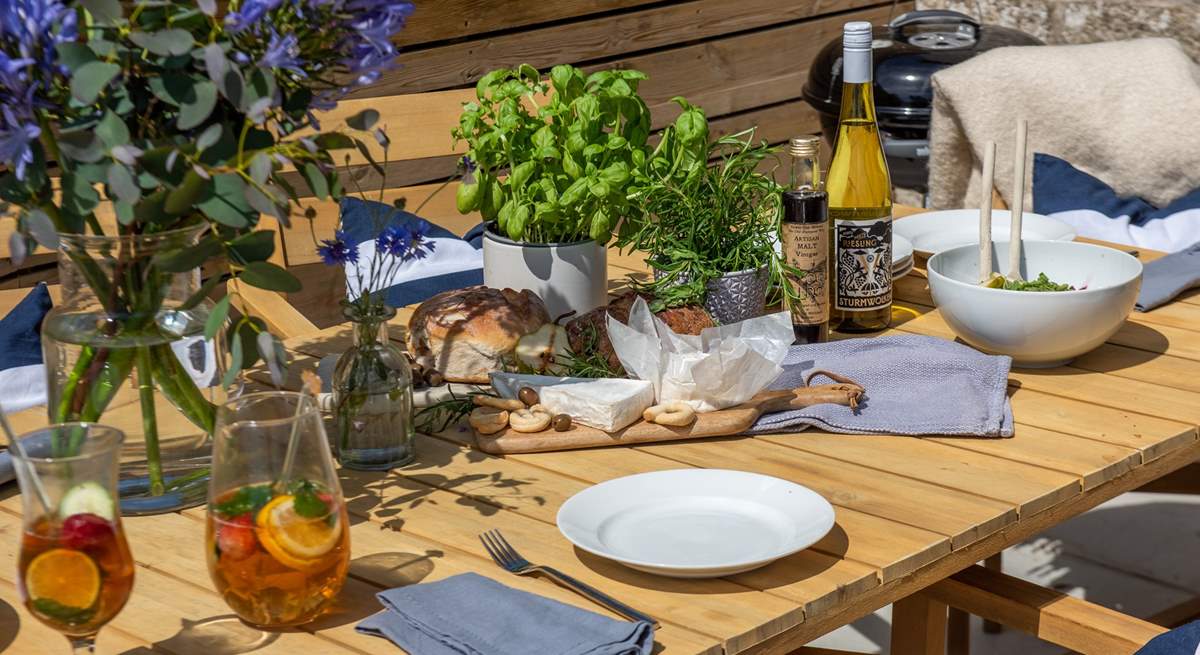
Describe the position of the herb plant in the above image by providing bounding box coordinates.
[452,64,681,244]
[620,128,793,310]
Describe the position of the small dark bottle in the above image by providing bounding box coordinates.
[781,136,829,344]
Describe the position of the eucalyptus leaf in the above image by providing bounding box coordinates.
[204,295,230,341]
[203,44,228,84]
[24,210,58,250]
[255,331,288,387]
[8,232,27,267]
[56,130,104,163]
[221,332,242,389]
[244,185,284,220]
[196,174,254,227]
[302,163,329,200]
[164,169,210,214]
[249,153,272,185]
[196,124,222,151]
[96,111,130,148]
[239,262,301,292]
[130,30,194,57]
[70,62,120,104]
[159,236,220,273]
[178,80,217,130]
[106,163,140,204]
[180,273,225,311]
[55,43,96,72]
[228,230,276,264]
[197,0,217,15]
[81,0,121,23]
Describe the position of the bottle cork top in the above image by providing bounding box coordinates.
[843,21,873,50]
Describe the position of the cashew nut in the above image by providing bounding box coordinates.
[643,402,697,427]
[469,407,509,435]
[508,407,552,433]
[473,395,525,411]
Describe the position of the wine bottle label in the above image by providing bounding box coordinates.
[781,223,829,326]
[833,218,892,311]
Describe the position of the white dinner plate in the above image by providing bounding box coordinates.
[895,209,1075,256]
[893,233,914,267]
[893,255,914,280]
[556,469,835,578]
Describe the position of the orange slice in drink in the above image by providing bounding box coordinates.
[256,495,340,571]
[26,548,101,609]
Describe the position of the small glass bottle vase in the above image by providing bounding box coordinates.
[331,306,415,470]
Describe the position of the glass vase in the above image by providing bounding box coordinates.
[41,226,230,515]
[331,305,415,470]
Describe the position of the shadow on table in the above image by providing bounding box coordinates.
[0,598,18,652]
[337,438,544,532]
[137,615,281,654]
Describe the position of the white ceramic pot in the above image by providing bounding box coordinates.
[482,226,608,319]
[927,240,1142,368]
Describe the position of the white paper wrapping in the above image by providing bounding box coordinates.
[606,297,794,412]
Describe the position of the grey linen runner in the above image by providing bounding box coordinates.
[1136,241,1200,312]
[749,334,1014,437]
[357,573,655,655]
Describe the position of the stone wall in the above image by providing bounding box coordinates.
[915,0,1200,61]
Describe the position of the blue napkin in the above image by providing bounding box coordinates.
[1135,241,1200,311]
[749,334,1014,437]
[1135,620,1200,654]
[356,573,654,655]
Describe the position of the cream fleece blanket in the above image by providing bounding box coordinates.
[928,38,1200,210]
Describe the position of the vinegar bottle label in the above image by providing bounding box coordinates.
[781,222,829,326]
[833,218,892,311]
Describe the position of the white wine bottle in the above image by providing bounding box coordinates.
[826,21,893,333]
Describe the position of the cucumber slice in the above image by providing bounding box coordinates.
[59,482,116,521]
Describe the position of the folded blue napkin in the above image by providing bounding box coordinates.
[1135,241,1200,311]
[356,573,654,655]
[749,334,1013,437]
[1135,620,1200,654]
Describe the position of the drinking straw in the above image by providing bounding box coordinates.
[276,369,322,492]
[0,412,53,514]
[1007,119,1029,281]
[978,140,997,284]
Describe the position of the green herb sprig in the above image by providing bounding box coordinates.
[1001,272,1075,292]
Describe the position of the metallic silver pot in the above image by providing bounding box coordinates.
[653,265,769,325]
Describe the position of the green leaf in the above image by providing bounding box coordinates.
[228,230,276,264]
[70,62,120,104]
[290,480,329,518]
[96,111,129,148]
[244,185,285,220]
[346,109,380,131]
[165,170,210,214]
[205,295,230,341]
[222,333,243,389]
[106,163,140,203]
[56,130,104,163]
[159,235,220,273]
[114,201,134,225]
[55,43,96,72]
[212,482,273,518]
[197,174,254,227]
[129,29,194,57]
[249,153,272,185]
[256,331,289,388]
[178,80,217,130]
[148,74,192,106]
[302,163,329,200]
[196,124,222,151]
[81,0,122,23]
[59,173,99,216]
[313,133,355,150]
[24,210,58,249]
[588,179,610,199]
[31,598,95,625]
[240,262,301,292]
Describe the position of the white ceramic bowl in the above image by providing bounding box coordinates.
[927,241,1142,368]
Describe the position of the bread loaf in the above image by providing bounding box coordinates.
[566,292,714,373]
[408,286,550,383]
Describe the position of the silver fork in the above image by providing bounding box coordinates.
[479,529,659,627]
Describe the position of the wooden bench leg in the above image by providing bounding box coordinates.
[982,554,1003,634]
[892,592,948,655]
[947,607,970,655]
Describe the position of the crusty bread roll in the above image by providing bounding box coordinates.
[408,286,550,383]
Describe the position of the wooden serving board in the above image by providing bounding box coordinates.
[473,389,813,454]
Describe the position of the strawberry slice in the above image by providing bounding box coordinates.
[217,514,258,560]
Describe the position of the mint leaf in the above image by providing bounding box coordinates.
[213,484,273,518]
[290,480,329,518]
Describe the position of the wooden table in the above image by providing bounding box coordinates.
[3,225,1200,655]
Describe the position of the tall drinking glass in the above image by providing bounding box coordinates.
[12,424,135,654]
[207,392,350,628]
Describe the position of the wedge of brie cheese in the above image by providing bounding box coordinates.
[538,378,655,433]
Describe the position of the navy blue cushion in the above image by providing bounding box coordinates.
[0,282,51,369]
[1134,620,1200,654]
[337,197,484,307]
[1033,153,1200,252]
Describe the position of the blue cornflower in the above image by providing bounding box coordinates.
[376,224,411,258]
[225,0,282,33]
[460,156,476,185]
[377,219,435,262]
[259,31,305,77]
[317,230,359,266]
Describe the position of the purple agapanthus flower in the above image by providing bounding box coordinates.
[340,0,414,86]
[259,31,305,77]
[318,230,359,266]
[225,0,283,33]
[0,105,40,180]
